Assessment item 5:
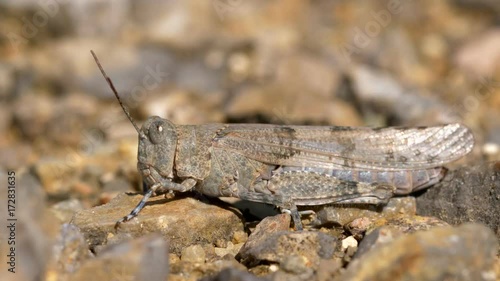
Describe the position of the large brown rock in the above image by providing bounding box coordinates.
[71,193,245,255]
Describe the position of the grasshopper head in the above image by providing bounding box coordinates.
[137,116,177,185]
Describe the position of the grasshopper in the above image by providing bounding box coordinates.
[91,51,474,230]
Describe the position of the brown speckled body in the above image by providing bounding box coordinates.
[131,118,474,230]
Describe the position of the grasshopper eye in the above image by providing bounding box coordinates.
[149,121,167,144]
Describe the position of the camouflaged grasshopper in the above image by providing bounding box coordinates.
[91,51,474,230]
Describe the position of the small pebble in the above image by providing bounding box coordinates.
[281,255,309,274]
[341,236,358,250]
[232,230,248,244]
[181,245,206,263]
[169,253,180,264]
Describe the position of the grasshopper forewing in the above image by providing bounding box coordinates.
[213,124,473,171]
[91,50,474,230]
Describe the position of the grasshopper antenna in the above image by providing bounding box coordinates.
[91,50,147,139]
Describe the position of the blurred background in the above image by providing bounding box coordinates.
[0,0,499,279]
[0,0,499,213]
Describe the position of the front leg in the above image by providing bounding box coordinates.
[156,178,197,193]
[115,178,197,229]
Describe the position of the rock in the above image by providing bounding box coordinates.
[71,181,96,198]
[181,244,206,263]
[346,215,451,263]
[232,230,249,244]
[226,51,360,126]
[0,172,57,281]
[0,143,34,170]
[50,199,85,223]
[227,85,363,126]
[416,162,500,242]
[0,221,49,281]
[238,230,338,270]
[68,234,169,281]
[316,259,344,281]
[228,52,252,82]
[341,236,358,251]
[345,217,373,239]
[482,142,500,162]
[98,177,135,205]
[348,65,459,125]
[44,224,93,280]
[101,177,133,193]
[64,0,129,37]
[273,54,342,100]
[453,0,500,13]
[138,89,225,125]
[237,213,291,261]
[0,103,12,135]
[214,242,244,258]
[340,223,498,281]
[280,255,310,275]
[33,158,77,196]
[47,93,101,147]
[13,92,54,140]
[315,197,417,227]
[455,28,500,78]
[348,214,449,254]
[103,120,139,143]
[370,215,450,234]
[203,244,218,262]
[199,267,268,281]
[32,137,137,198]
[71,193,244,254]
[353,226,404,260]
[0,63,15,99]
[171,256,248,280]
[131,0,216,50]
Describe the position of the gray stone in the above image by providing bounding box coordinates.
[238,230,338,270]
[280,255,310,275]
[0,172,56,281]
[51,199,85,223]
[454,28,500,78]
[349,65,458,125]
[68,234,169,281]
[416,162,500,242]
[45,224,93,280]
[340,223,498,281]
[171,257,249,280]
[348,214,449,256]
[0,143,33,171]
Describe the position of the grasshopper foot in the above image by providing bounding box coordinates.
[114,214,134,230]
[281,206,303,230]
[238,191,303,230]
[115,186,157,231]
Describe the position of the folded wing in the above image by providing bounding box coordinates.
[212,123,474,171]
